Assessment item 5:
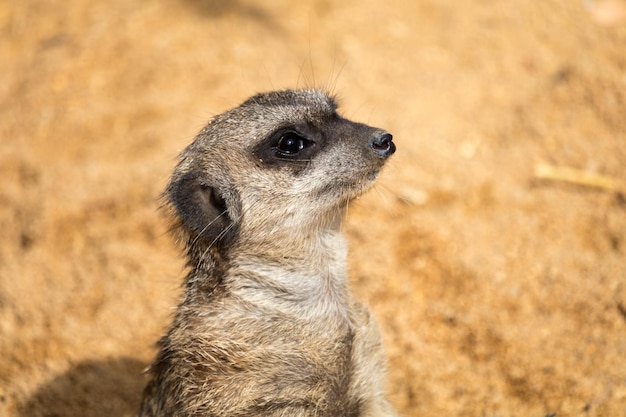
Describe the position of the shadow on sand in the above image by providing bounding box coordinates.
[17,357,147,417]
[178,0,284,33]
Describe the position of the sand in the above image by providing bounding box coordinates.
[1,0,625,416]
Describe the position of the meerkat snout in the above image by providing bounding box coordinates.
[139,89,399,417]
[370,132,396,158]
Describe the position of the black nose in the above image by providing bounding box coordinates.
[370,132,396,158]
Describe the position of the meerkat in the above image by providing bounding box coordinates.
[138,89,398,417]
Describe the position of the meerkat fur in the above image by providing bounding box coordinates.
[138,89,398,417]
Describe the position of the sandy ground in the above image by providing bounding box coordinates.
[1,0,626,416]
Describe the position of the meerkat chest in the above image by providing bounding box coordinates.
[188,309,360,415]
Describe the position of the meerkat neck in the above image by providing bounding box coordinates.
[228,228,351,319]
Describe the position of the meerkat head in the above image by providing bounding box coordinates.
[166,89,395,262]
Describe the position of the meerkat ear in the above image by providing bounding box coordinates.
[167,173,234,246]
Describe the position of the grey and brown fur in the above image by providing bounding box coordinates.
[139,89,398,417]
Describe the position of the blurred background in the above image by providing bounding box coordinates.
[1,1,625,416]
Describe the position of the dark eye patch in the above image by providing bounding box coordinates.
[274,131,314,157]
[252,126,321,171]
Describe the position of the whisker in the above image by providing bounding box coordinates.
[307,26,316,88]
[296,60,307,90]
[192,196,259,269]
[325,49,345,96]
[371,182,400,217]
[194,220,237,270]
[190,209,231,248]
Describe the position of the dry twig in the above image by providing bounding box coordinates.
[534,163,625,194]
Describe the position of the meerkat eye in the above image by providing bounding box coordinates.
[275,132,313,157]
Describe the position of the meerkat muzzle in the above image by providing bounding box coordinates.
[370,132,396,158]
